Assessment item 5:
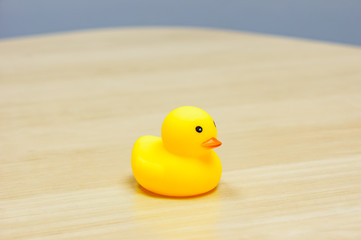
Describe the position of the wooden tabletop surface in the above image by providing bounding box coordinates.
[1,28,361,240]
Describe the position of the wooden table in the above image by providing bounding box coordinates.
[1,28,361,239]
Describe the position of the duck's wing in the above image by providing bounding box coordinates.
[132,155,164,180]
[131,136,165,181]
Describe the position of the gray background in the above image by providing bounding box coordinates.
[0,0,360,46]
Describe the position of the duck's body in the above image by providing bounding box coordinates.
[132,135,222,197]
[131,106,222,197]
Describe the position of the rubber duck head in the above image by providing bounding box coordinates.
[161,106,222,157]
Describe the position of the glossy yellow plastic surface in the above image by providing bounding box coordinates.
[131,106,222,197]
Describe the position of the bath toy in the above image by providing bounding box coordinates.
[131,106,222,197]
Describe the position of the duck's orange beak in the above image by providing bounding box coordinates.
[202,137,222,149]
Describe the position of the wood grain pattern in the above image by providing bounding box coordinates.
[1,28,361,239]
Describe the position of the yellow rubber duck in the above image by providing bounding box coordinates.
[131,106,222,197]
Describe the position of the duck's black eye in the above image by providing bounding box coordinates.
[195,126,203,133]
[213,120,216,127]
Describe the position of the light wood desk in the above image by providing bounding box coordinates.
[1,28,361,239]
